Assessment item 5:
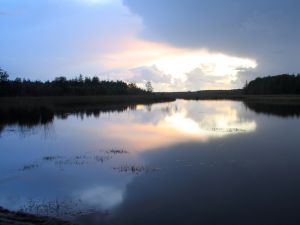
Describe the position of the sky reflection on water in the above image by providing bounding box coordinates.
[1,100,300,225]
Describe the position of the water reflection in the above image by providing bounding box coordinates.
[97,101,257,151]
[1,100,300,224]
[0,105,135,137]
[244,100,300,117]
[0,101,256,150]
[1,100,299,138]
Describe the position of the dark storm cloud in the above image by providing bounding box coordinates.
[124,0,300,77]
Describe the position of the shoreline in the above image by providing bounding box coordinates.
[1,93,300,107]
[160,92,300,105]
[0,95,175,110]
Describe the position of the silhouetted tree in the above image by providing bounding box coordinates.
[145,81,153,93]
[0,67,9,82]
[92,76,100,84]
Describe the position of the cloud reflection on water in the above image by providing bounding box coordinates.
[91,100,256,151]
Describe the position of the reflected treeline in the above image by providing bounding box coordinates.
[0,104,140,136]
[0,107,54,127]
[2,100,300,136]
[243,101,300,117]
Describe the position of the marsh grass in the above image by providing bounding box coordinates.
[20,198,96,218]
[42,156,62,161]
[19,148,160,177]
[20,164,39,171]
[208,127,246,133]
[106,149,129,154]
[113,164,160,174]
[20,148,130,172]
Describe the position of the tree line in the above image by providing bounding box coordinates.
[244,74,300,95]
[0,68,152,97]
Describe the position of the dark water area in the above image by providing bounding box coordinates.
[243,101,300,118]
[1,100,300,225]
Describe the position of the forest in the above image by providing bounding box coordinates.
[2,67,300,97]
[0,68,149,97]
[244,74,300,95]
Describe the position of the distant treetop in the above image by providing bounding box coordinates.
[0,67,9,82]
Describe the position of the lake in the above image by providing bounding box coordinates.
[1,100,300,225]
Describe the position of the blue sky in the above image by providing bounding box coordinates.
[0,0,299,91]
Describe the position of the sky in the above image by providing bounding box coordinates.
[0,0,299,91]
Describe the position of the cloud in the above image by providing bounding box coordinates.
[124,0,300,77]
[185,68,238,91]
[130,66,171,83]
[94,39,179,70]
[98,66,173,91]
[104,57,255,92]
[96,41,256,91]
[138,51,256,91]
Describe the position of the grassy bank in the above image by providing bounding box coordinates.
[160,91,300,104]
[0,95,175,110]
[159,90,245,100]
[1,93,300,110]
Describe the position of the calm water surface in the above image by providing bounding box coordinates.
[1,100,300,225]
